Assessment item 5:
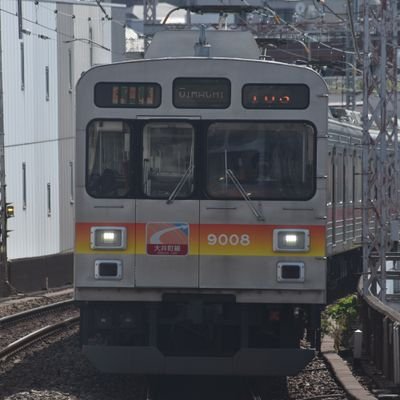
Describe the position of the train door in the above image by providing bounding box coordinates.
[135,121,200,287]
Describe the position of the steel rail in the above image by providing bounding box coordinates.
[0,315,79,361]
[0,299,75,326]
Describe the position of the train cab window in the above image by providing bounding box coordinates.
[142,122,194,198]
[206,122,315,200]
[86,120,132,198]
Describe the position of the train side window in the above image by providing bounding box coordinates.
[335,149,343,204]
[142,122,194,198]
[348,150,353,205]
[343,149,347,242]
[343,149,346,206]
[69,160,74,204]
[354,153,362,204]
[327,151,332,206]
[86,120,132,198]
[352,150,356,236]
[331,148,336,245]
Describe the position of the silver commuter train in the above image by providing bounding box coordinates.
[74,30,363,375]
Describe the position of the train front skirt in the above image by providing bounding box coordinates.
[83,345,315,375]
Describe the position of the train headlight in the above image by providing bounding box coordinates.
[273,229,310,252]
[90,227,127,249]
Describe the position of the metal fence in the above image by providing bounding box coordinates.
[359,283,400,385]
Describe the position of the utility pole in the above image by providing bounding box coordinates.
[362,0,398,302]
[143,0,157,49]
[0,13,9,298]
[345,0,359,110]
[345,14,355,108]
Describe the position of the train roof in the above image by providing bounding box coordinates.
[144,29,260,59]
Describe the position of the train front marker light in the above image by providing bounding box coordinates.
[277,262,305,282]
[95,260,123,280]
[90,226,127,249]
[273,229,310,252]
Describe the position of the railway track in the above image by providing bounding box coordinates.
[0,299,79,362]
[0,299,75,326]
[0,296,369,400]
[142,374,343,400]
[0,316,79,361]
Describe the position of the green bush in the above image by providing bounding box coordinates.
[322,294,360,352]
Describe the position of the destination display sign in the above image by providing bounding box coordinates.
[242,84,309,109]
[173,78,231,109]
[95,82,161,108]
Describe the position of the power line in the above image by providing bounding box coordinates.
[38,1,127,28]
[253,5,356,57]
[345,0,360,60]
[316,0,347,22]
[95,0,110,20]
[0,5,127,57]
[5,136,75,149]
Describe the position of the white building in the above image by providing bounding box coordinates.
[1,0,123,288]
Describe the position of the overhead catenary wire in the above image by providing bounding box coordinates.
[2,0,129,44]
[95,0,111,21]
[34,0,126,28]
[314,0,347,22]
[253,3,357,58]
[0,4,126,57]
[12,0,360,60]
[5,136,75,149]
[345,0,360,59]
[252,13,355,59]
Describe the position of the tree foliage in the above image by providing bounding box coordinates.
[322,293,360,352]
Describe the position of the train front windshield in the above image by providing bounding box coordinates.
[85,120,315,200]
[207,122,315,200]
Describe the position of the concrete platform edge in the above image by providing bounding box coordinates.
[321,335,378,400]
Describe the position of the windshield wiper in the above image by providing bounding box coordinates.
[226,168,265,221]
[166,163,194,204]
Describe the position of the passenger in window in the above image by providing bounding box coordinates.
[87,173,101,196]
[99,168,118,196]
